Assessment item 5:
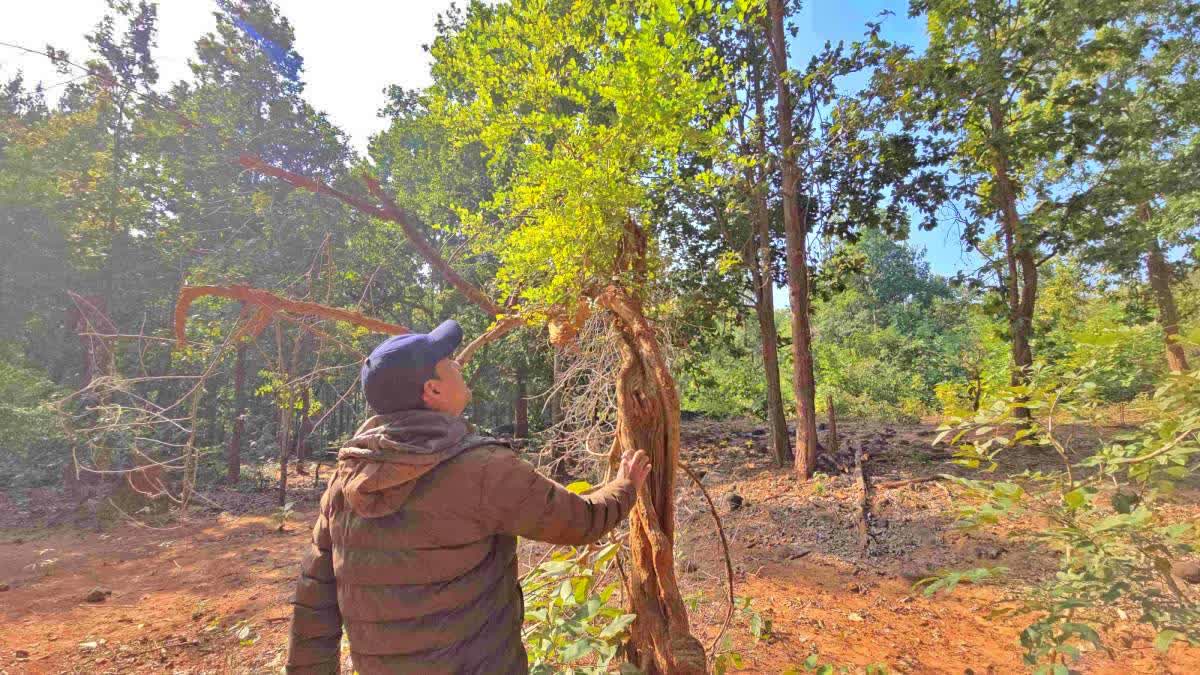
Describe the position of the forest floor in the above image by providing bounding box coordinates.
[1,418,1198,674]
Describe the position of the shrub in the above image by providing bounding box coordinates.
[934,352,1200,669]
[0,346,69,488]
[521,542,637,674]
[522,481,638,674]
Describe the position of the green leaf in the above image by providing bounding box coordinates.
[1063,488,1086,510]
[1155,629,1183,652]
[599,613,637,639]
[540,560,574,574]
[573,576,590,604]
[1061,622,1102,648]
[1162,522,1192,540]
[655,0,681,24]
[561,638,593,662]
[1093,513,1131,532]
[594,542,619,566]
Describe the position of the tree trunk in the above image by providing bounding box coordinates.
[600,286,705,675]
[549,350,563,427]
[103,99,126,307]
[1142,206,1189,373]
[204,387,220,447]
[746,56,791,467]
[746,246,791,467]
[228,343,246,484]
[278,405,291,507]
[987,99,1036,418]
[827,394,839,456]
[767,0,819,477]
[514,366,529,439]
[295,388,311,475]
[275,323,290,507]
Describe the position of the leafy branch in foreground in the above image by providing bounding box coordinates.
[521,540,636,675]
[935,334,1200,668]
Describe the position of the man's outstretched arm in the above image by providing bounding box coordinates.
[286,505,343,674]
[479,448,651,545]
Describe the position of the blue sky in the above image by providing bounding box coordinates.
[791,1,979,279]
[2,1,977,279]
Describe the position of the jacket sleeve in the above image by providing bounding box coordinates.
[478,448,638,545]
[286,506,343,674]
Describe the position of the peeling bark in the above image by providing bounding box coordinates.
[600,286,705,675]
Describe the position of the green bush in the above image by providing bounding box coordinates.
[934,353,1200,668]
[680,338,773,420]
[0,346,69,488]
[521,542,637,674]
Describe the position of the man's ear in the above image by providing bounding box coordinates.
[423,378,441,401]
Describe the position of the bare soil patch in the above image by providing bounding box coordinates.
[2,419,1197,673]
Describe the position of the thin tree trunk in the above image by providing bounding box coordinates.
[747,57,791,467]
[988,99,1036,418]
[278,406,291,507]
[204,387,220,447]
[228,343,246,484]
[854,444,871,554]
[514,366,529,439]
[103,99,126,306]
[746,246,791,466]
[971,370,983,412]
[1142,205,1189,373]
[827,394,839,457]
[275,323,290,507]
[767,0,819,477]
[549,350,563,427]
[295,388,310,475]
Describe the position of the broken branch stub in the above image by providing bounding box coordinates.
[548,302,593,348]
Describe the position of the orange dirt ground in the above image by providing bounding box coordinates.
[2,420,1198,674]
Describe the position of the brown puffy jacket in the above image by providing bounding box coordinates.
[285,410,637,674]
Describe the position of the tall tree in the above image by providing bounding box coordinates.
[162,0,361,494]
[424,2,726,668]
[1063,0,1200,373]
[766,0,819,476]
[761,3,942,472]
[732,22,791,465]
[874,0,1164,415]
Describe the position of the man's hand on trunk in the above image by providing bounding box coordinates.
[616,449,652,491]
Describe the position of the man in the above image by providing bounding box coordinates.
[286,319,650,674]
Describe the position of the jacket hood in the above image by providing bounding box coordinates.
[335,409,488,517]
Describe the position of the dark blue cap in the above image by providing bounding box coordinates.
[362,319,463,413]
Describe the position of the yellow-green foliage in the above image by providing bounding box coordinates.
[426,0,736,322]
